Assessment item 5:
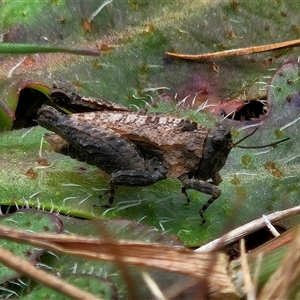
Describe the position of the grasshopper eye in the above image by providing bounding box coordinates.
[38,106,59,122]
[211,134,228,149]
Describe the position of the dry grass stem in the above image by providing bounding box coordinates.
[0,224,240,298]
[0,245,102,300]
[0,206,299,298]
[258,228,300,300]
[165,39,300,60]
[240,239,256,300]
[196,205,300,252]
[141,270,167,300]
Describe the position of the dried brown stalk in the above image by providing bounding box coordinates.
[196,205,300,252]
[0,245,102,300]
[165,39,300,60]
[1,205,300,298]
[258,227,300,299]
[0,225,240,299]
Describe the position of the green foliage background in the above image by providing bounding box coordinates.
[0,0,300,298]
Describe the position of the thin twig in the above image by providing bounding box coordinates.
[196,205,300,252]
[240,239,256,300]
[141,270,167,300]
[165,39,300,60]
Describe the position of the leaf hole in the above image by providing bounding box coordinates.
[12,88,50,130]
[232,99,267,121]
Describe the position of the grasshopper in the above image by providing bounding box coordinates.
[38,88,289,223]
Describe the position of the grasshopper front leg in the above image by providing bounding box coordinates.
[180,177,221,225]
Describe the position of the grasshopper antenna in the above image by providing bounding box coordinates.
[233,127,290,149]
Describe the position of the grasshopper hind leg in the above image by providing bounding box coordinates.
[96,164,168,208]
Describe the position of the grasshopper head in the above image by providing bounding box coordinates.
[195,124,232,182]
[194,124,289,183]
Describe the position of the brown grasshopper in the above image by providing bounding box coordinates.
[37,88,289,224]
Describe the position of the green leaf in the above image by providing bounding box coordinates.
[1,1,300,297]
[0,210,62,285]
[25,274,117,300]
[1,0,300,129]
